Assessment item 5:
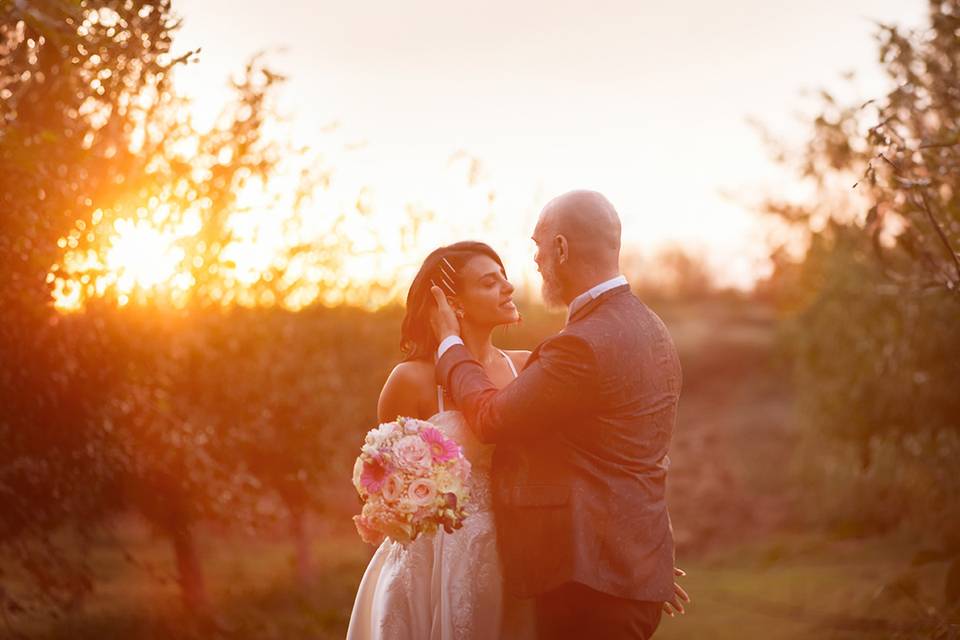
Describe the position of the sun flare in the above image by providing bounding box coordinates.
[48,146,543,315]
[105,219,184,292]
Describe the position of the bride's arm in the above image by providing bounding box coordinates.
[377,363,424,423]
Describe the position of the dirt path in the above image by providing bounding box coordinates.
[661,302,799,556]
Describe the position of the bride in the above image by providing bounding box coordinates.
[346,241,536,639]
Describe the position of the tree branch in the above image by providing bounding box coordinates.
[913,188,960,288]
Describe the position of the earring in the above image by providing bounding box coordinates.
[455,309,465,319]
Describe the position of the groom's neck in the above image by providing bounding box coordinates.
[564,269,622,305]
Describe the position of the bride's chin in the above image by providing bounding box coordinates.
[498,310,521,325]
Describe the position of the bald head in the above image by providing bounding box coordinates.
[536,190,621,272]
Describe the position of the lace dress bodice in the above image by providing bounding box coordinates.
[431,410,494,515]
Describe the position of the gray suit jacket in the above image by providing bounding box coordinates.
[436,284,681,601]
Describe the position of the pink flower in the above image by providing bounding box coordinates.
[393,435,432,470]
[360,455,392,494]
[353,514,385,546]
[408,478,438,507]
[419,427,459,463]
[381,474,403,502]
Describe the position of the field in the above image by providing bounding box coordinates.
[24,528,933,640]
[11,300,935,640]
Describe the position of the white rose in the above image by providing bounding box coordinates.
[407,478,438,507]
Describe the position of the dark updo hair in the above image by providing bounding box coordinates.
[401,241,506,362]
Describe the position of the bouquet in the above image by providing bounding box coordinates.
[352,416,471,546]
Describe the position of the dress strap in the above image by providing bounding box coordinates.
[433,350,445,413]
[436,352,514,414]
[499,349,519,379]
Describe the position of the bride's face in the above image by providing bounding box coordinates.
[452,255,519,327]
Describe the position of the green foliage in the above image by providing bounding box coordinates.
[0,0,327,620]
[0,0,190,618]
[786,224,960,455]
[758,1,960,625]
[769,1,960,295]
[762,0,960,507]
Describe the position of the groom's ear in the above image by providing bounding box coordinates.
[554,234,569,265]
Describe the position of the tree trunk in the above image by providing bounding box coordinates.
[171,524,209,615]
[290,505,312,586]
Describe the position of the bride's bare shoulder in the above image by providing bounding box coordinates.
[378,359,436,422]
[385,359,435,386]
[503,349,532,371]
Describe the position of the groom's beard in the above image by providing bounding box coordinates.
[539,261,566,309]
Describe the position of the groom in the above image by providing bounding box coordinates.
[429,191,684,639]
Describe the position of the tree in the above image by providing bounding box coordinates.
[763,1,960,297]
[760,0,960,449]
[0,0,190,621]
[0,0,329,622]
[622,245,717,302]
[758,0,960,625]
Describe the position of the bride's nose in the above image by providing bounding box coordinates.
[503,280,515,295]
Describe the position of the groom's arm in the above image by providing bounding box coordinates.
[436,334,597,444]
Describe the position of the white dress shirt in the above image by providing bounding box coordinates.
[436,274,629,360]
[565,274,628,324]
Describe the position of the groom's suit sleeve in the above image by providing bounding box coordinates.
[436,334,597,444]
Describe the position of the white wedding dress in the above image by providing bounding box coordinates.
[346,350,535,640]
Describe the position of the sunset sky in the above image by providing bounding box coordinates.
[170,0,925,294]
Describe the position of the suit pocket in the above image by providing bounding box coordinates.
[511,485,570,507]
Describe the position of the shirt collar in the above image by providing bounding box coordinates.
[566,275,628,322]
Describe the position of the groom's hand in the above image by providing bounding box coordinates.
[429,285,461,342]
[663,567,690,618]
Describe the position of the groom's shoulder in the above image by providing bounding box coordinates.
[565,291,655,343]
[502,349,531,371]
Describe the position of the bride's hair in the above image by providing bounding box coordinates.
[401,241,506,362]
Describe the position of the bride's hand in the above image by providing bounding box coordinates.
[662,567,690,618]
[429,285,461,343]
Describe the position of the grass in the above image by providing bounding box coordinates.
[15,524,950,640]
[659,532,954,640]
[15,518,371,640]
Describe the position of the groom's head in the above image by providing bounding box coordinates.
[532,190,622,308]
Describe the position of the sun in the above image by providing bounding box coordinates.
[51,212,194,312]
[105,219,185,293]
[48,149,543,313]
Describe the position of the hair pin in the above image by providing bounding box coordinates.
[432,257,457,295]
